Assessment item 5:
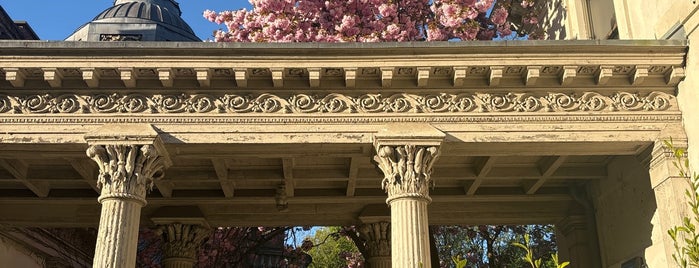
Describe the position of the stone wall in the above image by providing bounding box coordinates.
[0,234,44,268]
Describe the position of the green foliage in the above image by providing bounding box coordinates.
[434,225,556,267]
[452,255,468,268]
[666,140,699,268]
[512,234,569,268]
[305,227,362,268]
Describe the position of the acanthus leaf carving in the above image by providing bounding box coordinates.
[157,224,211,260]
[86,144,167,204]
[374,145,440,202]
[358,222,391,257]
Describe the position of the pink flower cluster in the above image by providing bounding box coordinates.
[205,0,542,42]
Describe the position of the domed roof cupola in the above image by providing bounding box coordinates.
[66,0,200,41]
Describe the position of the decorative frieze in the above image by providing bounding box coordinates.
[374,145,441,202]
[0,91,675,115]
[86,144,168,204]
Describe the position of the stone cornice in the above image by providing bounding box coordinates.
[0,40,686,89]
[0,40,687,56]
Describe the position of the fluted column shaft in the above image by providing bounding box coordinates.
[93,197,144,267]
[389,197,430,267]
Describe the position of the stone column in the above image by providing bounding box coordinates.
[358,221,391,268]
[86,124,171,268]
[556,214,601,268]
[373,124,443,268]
[643,138,690,268]
[158,224,210,268]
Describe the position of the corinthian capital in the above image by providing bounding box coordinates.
[374,144,441,202]
[84,124,171,204]
[87,144,167,202]
[358,221,391,258]
[158,224,211,260]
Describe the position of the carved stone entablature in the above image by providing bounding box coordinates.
[84,124,172,205]
[0,91,676,115]
[358,222,391,257]
[157,224,211,260]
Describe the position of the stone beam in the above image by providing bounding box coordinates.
[346,156,361,197]
[282,158,295,197]
[0,159,49,197]
[211,159,234,198]
[466,156,498,196]
[67,158,100,192]
[525,155,568,195]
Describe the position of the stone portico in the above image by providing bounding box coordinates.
[0,40,689,267]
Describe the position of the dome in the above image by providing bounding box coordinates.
[66,0,200,42]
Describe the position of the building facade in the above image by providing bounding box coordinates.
[0,1,697,268]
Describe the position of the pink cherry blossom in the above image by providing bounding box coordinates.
[204,0,542,42]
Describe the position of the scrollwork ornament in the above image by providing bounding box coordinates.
[355,94,385,112]
[253,93,288,113]
[643,92,671,111]
[53,95,81,113]
[577,92,607,111]
[611,92,643,111]
[155,94,188,113]
[319,94,352,113]
[288,94,318,113]
[385,94,416,112]
[0,95,13,113]
[374,145,440,202]
[188,95,216,113]
[420,94,450,113]
[220,94,254,113]
[86,144,167,204]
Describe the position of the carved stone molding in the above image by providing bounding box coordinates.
[358,222,391,258]
[0,114,683,125]
[87,144,168,204]
[158,224,211,260]
[374,145,441,202]
[0,91,676,115]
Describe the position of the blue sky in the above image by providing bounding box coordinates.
[0,0,251,40]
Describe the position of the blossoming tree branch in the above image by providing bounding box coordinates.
[204,0,542,42]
